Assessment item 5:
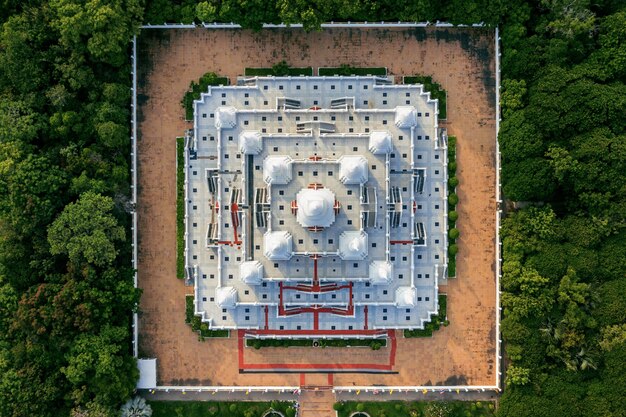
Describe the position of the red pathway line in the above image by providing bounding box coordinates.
[237,330,245,369]
[238,329,398,371]
[241,362,393,370]
[300,373,306,386]
[364,305,369,330]
[246,329,386,336]
[327,373,334,386]
[388,330,397,367]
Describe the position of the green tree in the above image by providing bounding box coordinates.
[0,152,68,236]
[501,79,527,119]
[48,192,125,267]
[219,0,280,30]
[196,1,217,22]
[501,266,554,319]
[502,158,556,201]
[62,325,138,406]
[506,365,531,386]
[50,0,143,66]
[599,324,626,352]
[591,11,626,80]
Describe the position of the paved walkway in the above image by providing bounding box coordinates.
[137,27,497,388]
[139,387,500,414]
[299,389,336,417]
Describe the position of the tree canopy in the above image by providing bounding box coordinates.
[0,0,625,416]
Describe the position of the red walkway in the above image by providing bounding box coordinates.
[238,330,397,372]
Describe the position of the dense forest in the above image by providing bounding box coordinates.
[0,0,624,416]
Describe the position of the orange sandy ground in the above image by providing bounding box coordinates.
[136,27,496,387]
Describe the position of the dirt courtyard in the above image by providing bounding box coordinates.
[136,27,497,388]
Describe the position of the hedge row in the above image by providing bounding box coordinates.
[176,137,185,279]
[334,400,495,417]
[404,294,448,338]
[246,338,386,350]
[318,65,387,76]
[185,296,229,339]
[244,67,313,76]
[447,135,459,278]
[404,75,448,119]
[150,400,297,417]
[181,72,229,120]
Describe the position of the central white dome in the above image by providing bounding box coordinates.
[296,188,336,228]
[305,199,326,216]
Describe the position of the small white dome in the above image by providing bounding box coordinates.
[369,261,393,285]
[263,231,293,260]
[240,261,263,285]
[338,156,368,185]
[338,231,368,260]
[214,106,237,129]
[263,156,293,185]
[296,188,336,228]
[215,286,238,308]
[395,287,416,307]
[369,131,393,154]
[395,106,417,128]
[239,131,262,155]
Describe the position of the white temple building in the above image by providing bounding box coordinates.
[185,76,447,338]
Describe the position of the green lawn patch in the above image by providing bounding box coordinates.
[181,72,229,120]
[246,338,386,350]
[404,75,447,120]
[404,294,448,338]
[185,295,229,339]
[176,137,185,279]
[335,400,495,417]
[318,65,387,76]
[150,400,297,417]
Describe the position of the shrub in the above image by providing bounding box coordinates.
[333,403,343,411]
[506,365,531,386]
[448,258,456,277]
[448,161,457,174]
[120,396,152,417]
[271,60,290,76]
[448,176,459,189]
[356,403,365,412]
[448,193,459,206]
[229,403,237,413]
[181,72,228,119]
[285,407,296,417]
[449,228,460,239]
[449,244,458,255]
[404,75,448,119]
[448,211,458,222]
